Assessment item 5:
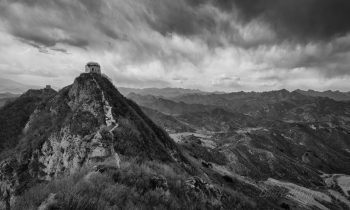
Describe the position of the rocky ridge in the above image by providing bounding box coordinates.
[0,73,186,207]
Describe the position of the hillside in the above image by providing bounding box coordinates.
[0,73,261,210]
[0,94,18,108]
[0,73,184,207]
[140,106,195,133]
[131,89,350,210]
[1,78,350,209]
[128,89,350,176]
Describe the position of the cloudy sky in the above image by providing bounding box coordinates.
[1,0,350,92]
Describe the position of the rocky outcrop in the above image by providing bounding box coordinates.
[38,127,120,180]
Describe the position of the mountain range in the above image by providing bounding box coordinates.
[120,87,350,102]
[295,89,350,101]
[0,75,350,209]
[1,76,349,102]
[127,88,350,209]
[118,87,211,98]
[0,78,40,94]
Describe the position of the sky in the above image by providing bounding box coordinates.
[1,0,350,92]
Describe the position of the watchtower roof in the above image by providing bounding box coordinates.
[86,62,100,66]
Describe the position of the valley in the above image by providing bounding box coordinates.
[129,89,350,210]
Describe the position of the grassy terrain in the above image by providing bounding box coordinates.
[13,157,256,210]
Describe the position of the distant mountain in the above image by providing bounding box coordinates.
[0,93,19,99]
[0,77,40,94]
[171,89,305,114]
[0,93,20,108]
[295,89,350,101]
[131,89,350,124]
[118,87,220,98]
[127,92,218,115]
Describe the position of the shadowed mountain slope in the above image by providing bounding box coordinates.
[0,88,56,155]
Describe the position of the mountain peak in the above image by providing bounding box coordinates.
[46,72,184,162]
[0,71,187,199]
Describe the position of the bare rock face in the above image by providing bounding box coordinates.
[0,73,184,205]
[38,127,119,180]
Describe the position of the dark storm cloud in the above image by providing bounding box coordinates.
[18,37,69,54]
[131,0,350,47]
[212,0,350,42]
[1,0,350,91]
[0,0,261,52]
[2,0,350,50]
[0,0,91,50]
[146,0,350,42]
[144,0,215,36]
[259,36,350,78]
[13,30,89,49]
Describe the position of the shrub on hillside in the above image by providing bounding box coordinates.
[13,157,255,210]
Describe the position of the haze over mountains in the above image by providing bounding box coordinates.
[0,78,40,94]
[2,76,349,103]
[119,87,350,102]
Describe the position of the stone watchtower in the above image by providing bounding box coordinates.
[85,62,101,74]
